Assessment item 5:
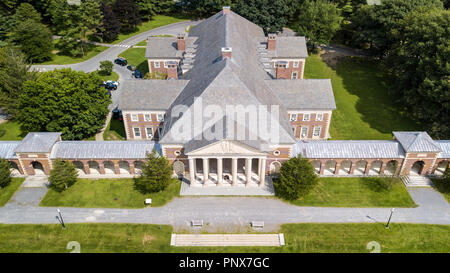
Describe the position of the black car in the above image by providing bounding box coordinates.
[104,81,117,90]
[112,108,123,121]
[133,69,143,79]
[114,57,127,66]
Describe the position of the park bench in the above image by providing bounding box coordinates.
[191,220,203,227]
[145,199,152,205]
[251,221,264,228]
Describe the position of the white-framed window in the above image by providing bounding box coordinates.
[146,127,153,138]
[293,61,299,68]
[300,126,308,138]
[133,127,141,138]
[154,61,160,68]
[157,114,164,122]
[316,113,323,121]
[131,114,139,122]
[164,61,169,68]
[302,114,310,121]
[313,126,321,137]
[144,114,151,121]
[290,114,297,121]
[292,72,298,79]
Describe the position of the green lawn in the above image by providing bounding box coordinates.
[40,178,180,208]
[99,71,119,82]
[103,117,126,140]
[119,47,148,74]
[0,223,448,253]
[37,45,108,65]
[112,15,188,44]
[0,121,24,140]
[286,177,416,207]
[0,178,25,207]
[304,54,421,140]
[431,178,450,203]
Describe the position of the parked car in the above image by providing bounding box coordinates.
[114,57,127,66]
[112,108,123,121]
[127,65,136,71]
[103,80,118,90]
[133,69,143,79]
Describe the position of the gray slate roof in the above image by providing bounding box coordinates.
[293,140,406,159]
[267,79,336,110]
[119,80,189,110]
[145,36,197,58]
[436,140,450,158]
[262,36,308,58]
[50,141,156,159]
[0,141,20,159]
[14,132,61,153]
[393,131,441,153]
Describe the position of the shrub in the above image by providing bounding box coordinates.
[0,159,11,188]
[49,159,78,192]
[144,71,167,80]
[134,151,172,193]
[99,60,113,76]
[273,156,318,200]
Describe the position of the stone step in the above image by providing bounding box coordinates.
[171,234,284,246]
[402,176,433,187]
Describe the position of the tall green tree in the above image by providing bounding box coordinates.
[17,69,111,140]
[0,158,12,189]
[351,0,444,56]
[12,3,42,24]
[11,19,53,62]
[49,159,78,192]
[387,8,450,139]
[134,152,172,193]
[113,0,141,33]
[235,0,298,33]
[97,1,120,42]
[273,156,318,200]
[180,0,238,17]
[294,0,343,48]
[0,46,36,117]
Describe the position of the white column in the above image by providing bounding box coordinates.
[203,158,209,186]
[232,158,237,186]
[259,158,266,187]
[189,158,196,186]
[245,158,252,186]
[217,158,223,186]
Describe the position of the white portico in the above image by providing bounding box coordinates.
[186,140,268,187]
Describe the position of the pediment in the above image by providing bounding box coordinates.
[186,140,266,156]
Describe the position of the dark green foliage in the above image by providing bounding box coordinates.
[99,60,113,75]
[49,159,78,192]
[134,152,173,193]
[179,0,238,17]
[136,0,174,21]
[16,68,111,140]
[273,156,318,200]
[11,19,53,62]
[113,0,141,33]
[294,0,343,48]
[0,158,11,189]
[98,1,120,42]
[12,3,42,24]
[0,46,36,117]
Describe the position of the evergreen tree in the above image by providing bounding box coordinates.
[0,158,12,189]
[134,152,172,193]
[49,159,78,192]
[273,156,318,200]
[12,3,42,25]
[11,19,53,63]
[98,1,120,42]
[113,0,141,33]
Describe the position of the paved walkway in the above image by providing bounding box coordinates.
[0,178,448,232]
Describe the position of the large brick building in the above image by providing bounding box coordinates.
[0,8,448,192]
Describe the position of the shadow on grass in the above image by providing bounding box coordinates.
[360,177,395,193]
[433,178,450,195]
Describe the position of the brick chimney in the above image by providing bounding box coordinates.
[177,33,186,51]
[223,6,230,15]
[221,47,232,60]
[267,33,276,51]
[167,62,178,79]
[275,61,289,79]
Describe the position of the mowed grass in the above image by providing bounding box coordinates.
[40,178,180,208]
[0,223,448,253]
[286,177,416,207]
[0,178,25,207]
[304,54,421,140]
[431,178,450,203]
[37,45,108,65]
[112,15,188,44]
[99,71,119,82]
[119,47,148,74]
[0,120,24,140]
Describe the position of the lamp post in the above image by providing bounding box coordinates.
[385,208,395,229]
[57,209,66,229]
